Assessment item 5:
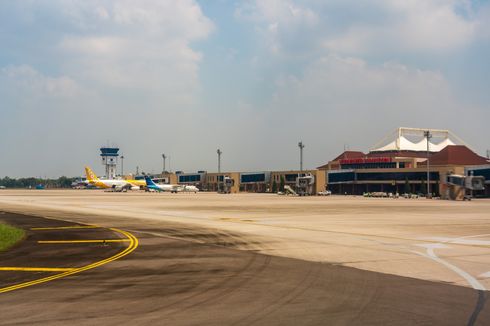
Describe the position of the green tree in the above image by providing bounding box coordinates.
[272,180,277,193]
[57,176,75,188]
[0,176,77,188]
[404,177,410,194]
[420,179,426,195]
[279,176,285,192]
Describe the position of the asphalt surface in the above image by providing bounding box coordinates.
[0,212,489,325]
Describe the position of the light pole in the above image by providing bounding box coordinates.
[298,141,305,172]
[120,155,124,176]
[217,149,222,192]
[424,130,432,197]
[217,149,222,173]
[162,154,166,174]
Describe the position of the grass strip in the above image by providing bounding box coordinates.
[0,224,25,252]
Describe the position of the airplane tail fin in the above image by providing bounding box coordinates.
[85,166,99,182]
[144,175,157,187]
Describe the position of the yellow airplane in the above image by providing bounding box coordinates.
[84,166,146,190]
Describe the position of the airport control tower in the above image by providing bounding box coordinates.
[100,146,119,179]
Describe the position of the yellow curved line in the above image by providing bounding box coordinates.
[0,267,76,272]
[0,228,138,294]
[38,239,130,244]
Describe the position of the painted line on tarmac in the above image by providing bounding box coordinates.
[0,267,76,272]
[37,239,130,244]
[0,228,138,294]
[412,244,488,324]
[414,244,486,291]
[31,225,99,231]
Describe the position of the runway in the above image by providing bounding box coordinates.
[0,212,489,325]
[1,190,490,324]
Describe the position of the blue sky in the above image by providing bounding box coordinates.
[0,0,489,177]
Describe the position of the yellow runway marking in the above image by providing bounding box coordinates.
[38,239,130,244]
[0,267,75,272]
[31,225,99,231]
[0,228,138,294]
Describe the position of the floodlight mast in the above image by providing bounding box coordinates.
[217,149,222,192]
[298,141,305,172]
[424,130,432,197]
[121,155,124,176]
[217,149,222,174]
[162,153,166,174]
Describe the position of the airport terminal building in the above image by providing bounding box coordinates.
[147,128,488,198]
[318,128,490,198]
[158,170,326,194]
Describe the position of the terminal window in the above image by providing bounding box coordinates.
[179,175,201,183]
[241,174,266,183]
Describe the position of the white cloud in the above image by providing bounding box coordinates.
[236,0,318,54]
[1,0,213,100]
[237,0,483,55]
[325,0,477,53]
[271,55,453,116]
[262,55,474,159]
[202,54,485,171]
[1,65,81,98]
[53,0,213,99]
[0,0,215,177]
[236,0,318,25]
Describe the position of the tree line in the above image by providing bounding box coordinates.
[0,176,77,188]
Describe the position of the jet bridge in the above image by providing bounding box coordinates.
[446,174,485,200]
[296,174,315,196]
[219,176,234,194]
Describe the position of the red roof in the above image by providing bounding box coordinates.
[317,151,365,169]
[421,145,489,166]
[318,146,489,169]
[332,151,365,161]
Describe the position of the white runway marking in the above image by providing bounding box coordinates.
[425,237,490,246]
[413,242,486,291]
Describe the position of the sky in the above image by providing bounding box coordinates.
[1,0,489,177]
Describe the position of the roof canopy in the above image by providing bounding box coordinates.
[370,127,469,153]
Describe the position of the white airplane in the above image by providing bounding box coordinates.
[85,166,142,191]
[178,184,200,193]
[144,176,199,193]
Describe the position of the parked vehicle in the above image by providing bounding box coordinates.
[317,190,332,196]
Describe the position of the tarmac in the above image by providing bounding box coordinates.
[0,190,490,324]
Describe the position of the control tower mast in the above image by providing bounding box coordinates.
[100,146,119,179]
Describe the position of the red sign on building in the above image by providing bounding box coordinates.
[339,157,392,165]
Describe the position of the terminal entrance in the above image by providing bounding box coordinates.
[329,182,440,196]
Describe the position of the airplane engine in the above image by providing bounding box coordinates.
[130,186,141,191]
